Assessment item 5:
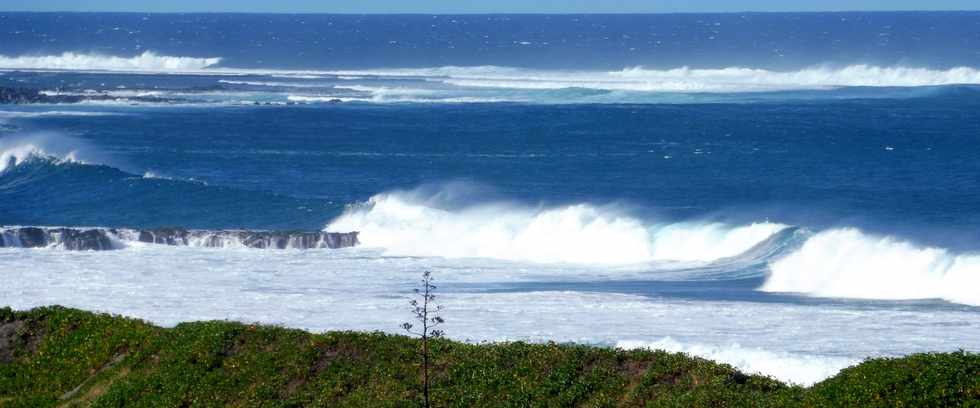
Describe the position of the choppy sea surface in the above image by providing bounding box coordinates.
[1,12,979,385]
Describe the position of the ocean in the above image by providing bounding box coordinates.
[1,12,978,386]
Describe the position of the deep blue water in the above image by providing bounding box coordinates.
[1,14,978,380]
[1,12,979,255]
[2,12,980,69]
[4,95,980,250]
[0,11,977,301]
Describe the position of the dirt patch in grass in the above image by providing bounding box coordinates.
[58,353,129,404]
[282,340,365,397]
[619,358,652,379]
[0,319,44,363]
[310,341,363,377]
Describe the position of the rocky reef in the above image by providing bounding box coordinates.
[0,226,359,250]
[0,87,180,105]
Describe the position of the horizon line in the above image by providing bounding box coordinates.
[1,10,978,15]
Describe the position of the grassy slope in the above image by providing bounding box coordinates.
[0,306,976,407]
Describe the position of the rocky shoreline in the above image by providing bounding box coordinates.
[0,86,182,105]
[0,226,359,250]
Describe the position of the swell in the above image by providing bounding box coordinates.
[4,134,977,306]
[0,135,341,231]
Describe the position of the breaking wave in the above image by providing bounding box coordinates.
[761,228,980,306]
[325,189,785,265]
[326,65,980,93]
[0,132,110,172]
[326,187,980,306]
[4,50,978,93]
[0,51,221,73]
[617,338,858,386]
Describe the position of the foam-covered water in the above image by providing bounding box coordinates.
[2,245,976,385]
[2,12,979,387]
[4,53,980,104]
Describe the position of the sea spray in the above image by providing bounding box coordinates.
[0,51,220,72]
[0,132,106,172]
[761,228,980,306]
[617,338,858,386]
[326,191,785,264]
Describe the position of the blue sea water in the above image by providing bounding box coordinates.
[1,12,978,385]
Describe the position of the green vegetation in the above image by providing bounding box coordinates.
[0,306,976,407]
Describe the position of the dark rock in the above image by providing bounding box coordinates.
[48,228,115,250]
[0,226,359,251]
[0,87,85,104]
[131,228,359,250]
[0,86,185,105]
[16,227,49,247]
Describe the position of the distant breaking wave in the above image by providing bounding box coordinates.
[3,51,980,92]
[0,132,108,172]
[325,65,980,92]
[0,51,220,73]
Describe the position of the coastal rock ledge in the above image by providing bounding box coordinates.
[0,226,359,251]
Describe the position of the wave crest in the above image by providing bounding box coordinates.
[325,190,784,265]
[761,228,980,306]
[0,51,221,73]
[323,65,980,93]
[0,133,105,172]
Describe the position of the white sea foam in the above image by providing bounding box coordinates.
[286,95,349,103]
[288,94,507,104]
[333,84,437,96]
[435,65,980,92]
[1,245,975,385]
[314,65,980,92]
[617,338,858,386]
[761,228,980,306]
[218,79,330,88]
[0,51,221,73]
[329,85,510,103]
[4,51,976,93]
[326,190,784,264]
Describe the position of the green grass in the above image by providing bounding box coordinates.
[0,306,976,407]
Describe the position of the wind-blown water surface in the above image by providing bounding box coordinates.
[1,12,978,385]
